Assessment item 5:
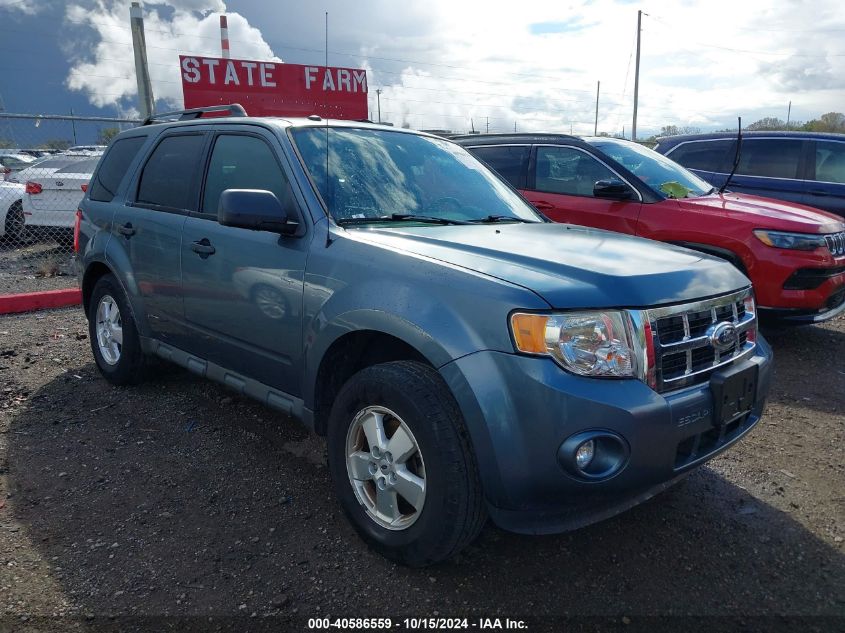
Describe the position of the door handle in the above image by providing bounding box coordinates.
[118,222,135,237]
[191,239,216,256]
[808,189,829,197]
[532,200,554,211]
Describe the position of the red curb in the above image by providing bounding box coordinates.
[0,288,82,315]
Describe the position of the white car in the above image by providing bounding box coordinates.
[0,152,37,181]
[22,156,98,232]
[0,180,25,243]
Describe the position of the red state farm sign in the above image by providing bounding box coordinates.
[179,55,368,119]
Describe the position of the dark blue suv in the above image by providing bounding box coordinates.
[654,131,845,219]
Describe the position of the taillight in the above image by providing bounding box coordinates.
[74,209,82,253]
[25,181,42,195]
[81,183,88,192]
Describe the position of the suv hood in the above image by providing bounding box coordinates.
[678,192,845,233]
[352,223,748,309]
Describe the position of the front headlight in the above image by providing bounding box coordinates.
[510,311,636,378]
[753,229,826,251]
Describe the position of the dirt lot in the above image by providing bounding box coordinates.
[0,242,76,296]
[0,308,843,632]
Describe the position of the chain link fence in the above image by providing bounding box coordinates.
[0,113,141,295]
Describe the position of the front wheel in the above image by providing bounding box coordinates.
[88,274,147,385]
[327,361,486,566]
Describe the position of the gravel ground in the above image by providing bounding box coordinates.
[0,308,843,632]
[0,241,77,296]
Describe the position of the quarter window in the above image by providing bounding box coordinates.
[136,135,205,210]
[535,146,617,197]
[814,141,845,184]
[90,136,146,202]
[202,135,293,216]
[470,145,530,188]
[736,139,802,179]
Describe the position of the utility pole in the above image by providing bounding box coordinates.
[786,100,792,129]
[130,2,154,119]
[514,121,517,133]
[594,80,600,136]
[376,89,382,123]
[70,108,78,144]
[632,9,643,141]
[486,116,489,133]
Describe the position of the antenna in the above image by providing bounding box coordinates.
[324,11,333,246]
[719,116,742,195]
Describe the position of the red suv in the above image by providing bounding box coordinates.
[456,134,845,324]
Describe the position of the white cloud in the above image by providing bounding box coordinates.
[60,0,845,136]
[65,1,279,111]
[0,0,37,14]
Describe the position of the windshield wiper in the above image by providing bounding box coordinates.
[336,214,471,226]
[468,215,534,224]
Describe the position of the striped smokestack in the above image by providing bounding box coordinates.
[220,14,230,58]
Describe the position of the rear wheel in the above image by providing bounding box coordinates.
[2,201,27,244]
[327,361,486,566]
[88,274,147,385]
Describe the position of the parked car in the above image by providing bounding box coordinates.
[0,180,25,244]
[76,108,772,566]
[456,134,845,324]
[653,131,845,219]
[0,152,37,180]
[22,156,97,239]
[6,153,99,185]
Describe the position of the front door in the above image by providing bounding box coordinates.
[180,130,309,393]
[521,145,642,234]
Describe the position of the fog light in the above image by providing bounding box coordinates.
[575,440,595,470]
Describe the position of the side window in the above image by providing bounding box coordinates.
[666,140,732,172]
[736,139,802,179]
[90,136,147,202]
[136,134,205,210]
[535,146,617,197]
[814,141,845,184]
[202,134,293,216]
[470,145,530,188]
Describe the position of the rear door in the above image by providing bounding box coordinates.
[467,144,530,189]
[522,144,642,233]
[112,131,209,346]
[724,137,808,205]
[180,128,309,393]
[805,139,845,219]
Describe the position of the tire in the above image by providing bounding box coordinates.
[2,200,27,245]
[327,360,486,566]
[88,274,147,385]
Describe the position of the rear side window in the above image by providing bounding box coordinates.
[736,138,802,179]
[534,146,617,197]
[666,140,733,172]
[90,137,146,202]
[470,145,530,188]
[137,134,205,210]
[201,134,293,216]
[814,141,845,184]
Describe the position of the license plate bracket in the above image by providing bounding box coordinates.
[710,363,758,426]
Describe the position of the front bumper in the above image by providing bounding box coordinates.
[439,336,773,535]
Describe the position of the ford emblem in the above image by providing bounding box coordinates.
[708,322,738,352]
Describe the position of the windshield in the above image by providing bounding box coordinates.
[589,139,713,198]
[291,127,543,225]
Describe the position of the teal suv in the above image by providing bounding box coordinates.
[75,105,773,566]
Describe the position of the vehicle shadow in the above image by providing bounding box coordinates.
[4,362,844,630]
[763,321,845,416]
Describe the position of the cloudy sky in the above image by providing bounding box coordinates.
[1,0,844,137]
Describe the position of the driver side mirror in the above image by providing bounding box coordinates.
[218,189,299,235]
[593,179,634,201]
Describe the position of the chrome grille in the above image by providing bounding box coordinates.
[825,231,845,257]
[647,288,756,393]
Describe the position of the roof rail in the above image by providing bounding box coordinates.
[141,103,247,126]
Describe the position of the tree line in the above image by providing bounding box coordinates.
[651,111,845,140]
